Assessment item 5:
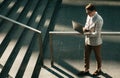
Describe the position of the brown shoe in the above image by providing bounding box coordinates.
[92,69,102,76]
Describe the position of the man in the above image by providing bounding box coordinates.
[80,3,103,76]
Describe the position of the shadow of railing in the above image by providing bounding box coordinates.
[43,65,64,78]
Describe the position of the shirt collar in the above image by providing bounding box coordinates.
[92,12,97,18]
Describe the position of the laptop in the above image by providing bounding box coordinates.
[72,20,84,34]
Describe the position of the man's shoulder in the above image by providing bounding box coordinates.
[93,13,103,21]
[97,13,103,19]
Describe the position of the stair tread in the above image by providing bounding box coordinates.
[31,0,61,77]
[0,0,60,77]
[0,0,50,77]
[0,0,38,76]
[0,0,29,58]
[15,0,49,77]
[0,0,17,15]
[0,0,28,45]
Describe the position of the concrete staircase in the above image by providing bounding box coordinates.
[0,0,62,77]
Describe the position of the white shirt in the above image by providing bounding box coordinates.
[85,12,103,46]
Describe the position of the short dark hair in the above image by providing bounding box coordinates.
[85,3,96,11]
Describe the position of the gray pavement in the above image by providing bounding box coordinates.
[41,0,120,78]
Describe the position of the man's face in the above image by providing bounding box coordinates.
[86,10,94,17]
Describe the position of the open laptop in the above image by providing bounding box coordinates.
[72,20,84,34]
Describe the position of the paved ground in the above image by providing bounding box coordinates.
[40,0,120,78]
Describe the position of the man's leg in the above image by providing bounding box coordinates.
[93,45,102,76]
[77,44,92,75]
[93,45,102,70]
[84,44,92,71]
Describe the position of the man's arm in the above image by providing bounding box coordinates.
[87,19,103,37]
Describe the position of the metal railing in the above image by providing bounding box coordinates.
[49,31,120,66]
[1,14,120,66]
[0,15,43,65]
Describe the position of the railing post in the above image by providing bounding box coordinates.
[49,33,54,66]
[39,33,43,66]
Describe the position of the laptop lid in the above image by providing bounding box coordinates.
[72,20,83,34]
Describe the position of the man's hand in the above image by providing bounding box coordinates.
[83,27,90,32]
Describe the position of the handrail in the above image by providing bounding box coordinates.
[49,31,120,66]
[0,15,43,66]
[49,31,120,35]
[0,15,41,34]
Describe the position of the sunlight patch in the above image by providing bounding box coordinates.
[17,6,24,13]
[55,24,73,31]
[26,10,33,18]
[35,15,41,23]
[8,1,15,9]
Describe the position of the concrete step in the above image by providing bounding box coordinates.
[0,0,40,77]
[1,1,53,77]
[0,0,61,77]
[15,0,49,78]
[32,0,62,77]
[0,0,17,15]
[0,0,17,24]
[0,0,29,57]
